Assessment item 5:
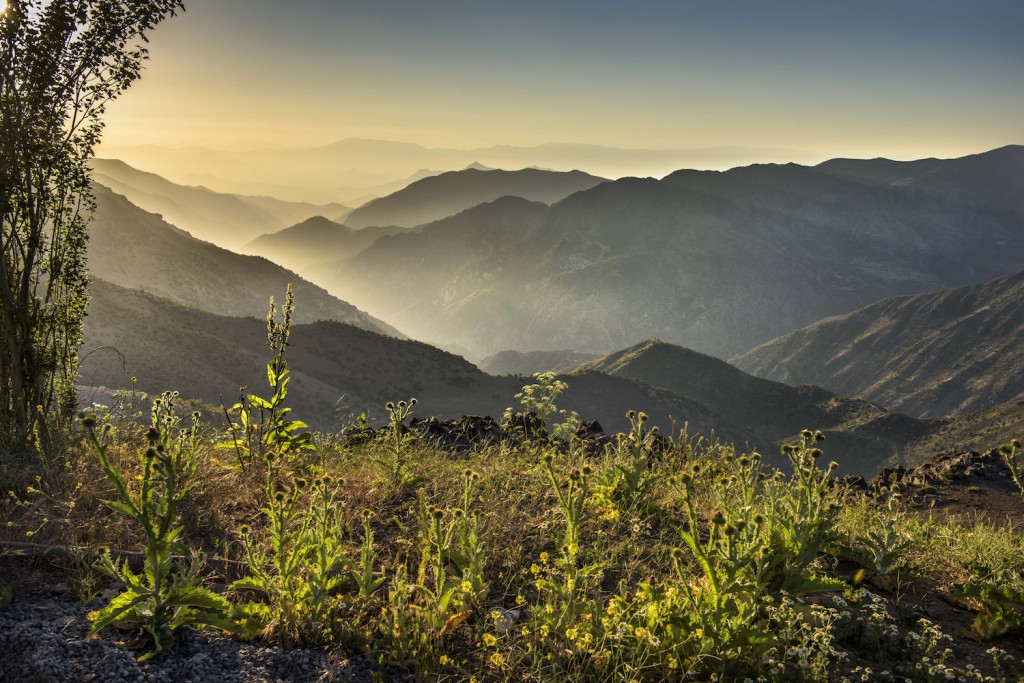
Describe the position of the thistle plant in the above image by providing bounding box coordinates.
[373,398,418,483]
[218,285,313,472]
[530,456,604,640]
[447,468,489,607]
[592,410,662,519]
[83,393,235,661]
[353,509,386,598]
[233,475,348,646]
[771,430,843,573]
[378,499,478,672]
[861,491,910,587]
[998,439,1023,496]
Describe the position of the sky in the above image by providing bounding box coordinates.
[98,0,1024,162]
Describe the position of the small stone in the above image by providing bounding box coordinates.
[50,582,69,595]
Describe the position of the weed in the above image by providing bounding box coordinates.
[83,393,236,660]
[218,286,314,473]
[372,399,418,483]
[998,439,1023,496]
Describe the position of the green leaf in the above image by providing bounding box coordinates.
[230,577,270,594]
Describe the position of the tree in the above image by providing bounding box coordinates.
[0,0,182,457]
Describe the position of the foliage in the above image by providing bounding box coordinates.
[858,491,911,588]
[371,397,417,483]
[8,341,1022,681]
[82,392,235,660]
[591,410,662,520]
[961,581,1024,639]
[502,371,579,442]
[0,0,182,458]
[998,438,1023,496]
[233,475,348,647]
[217,285,313,472]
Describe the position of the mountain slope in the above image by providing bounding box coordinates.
[731,270,1024,418]
[88,185,400,336]
[477,350,599,376]
[343,167,607,228]
[79,281,760,449]
[313,147,1024,359]
[90,158,348,248]
[243,217,405,272]
[576,339,936,474]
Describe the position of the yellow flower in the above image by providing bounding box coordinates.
[568,543,580,556]
[488,652,505,667]
[565,627,578,640]
[540,624,550,637]
[483,633,497,647]
[530,563,541,576]
[461,580,473,593]
[540,551,550,563]
[515,594,526,605]
[439,655,450,665]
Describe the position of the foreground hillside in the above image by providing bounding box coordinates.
[312,146,1024,359]
[733,270,1024,418]
[2,407,1022,681]
[88,186,398,336]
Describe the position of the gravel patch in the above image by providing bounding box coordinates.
[0,586,375,683]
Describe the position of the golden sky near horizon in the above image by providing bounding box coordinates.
[96,0,1023,167]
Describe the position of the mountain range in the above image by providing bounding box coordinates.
[90,158,349,248]
[243,217,406,273]
[88,185,398,336]
[342,167,607,229]
[732,270,1024,418]
[477,350,600,376]
[309,146,1024,359]
[99,139,824,204]
[80,281,1023,477]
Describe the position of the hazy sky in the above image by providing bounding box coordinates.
[99,0,1024,160]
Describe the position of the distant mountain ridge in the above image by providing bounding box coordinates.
[88,185,399,336]
[731,269,1024,418]
[90,158,350,248]
[343,167,607,229]
[478,349,599,376]
[311,146,1024,359]
[243,217,406,273]
[101,138,824,204]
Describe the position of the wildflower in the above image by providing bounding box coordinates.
[482,633,497,647]
[488,652,505,667]
[439,655,450,665]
